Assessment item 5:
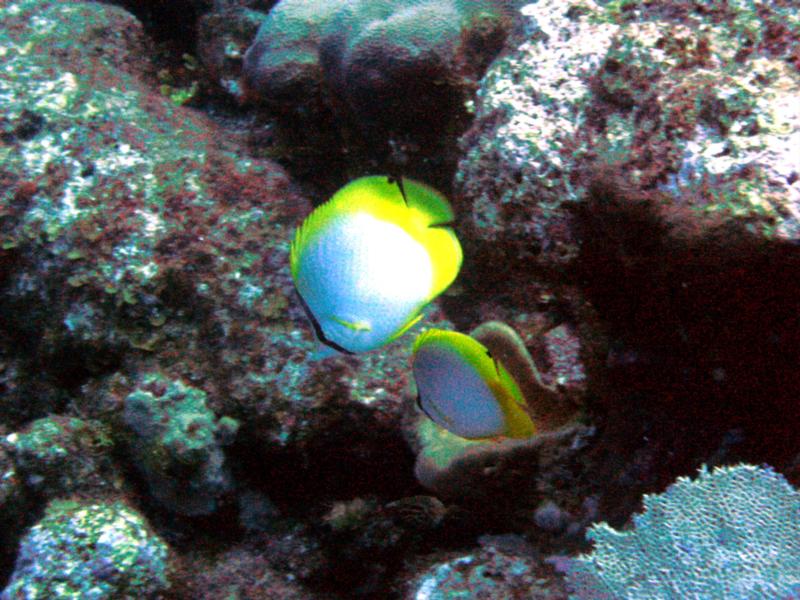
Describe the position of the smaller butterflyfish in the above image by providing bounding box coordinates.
[411,328,537,440]
[290,176,463,355]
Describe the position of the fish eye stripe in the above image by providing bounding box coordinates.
[416,391,455,428]
[294,289,355,355]
[416,392,437,422]
[387,174,409,206]
[484,350,501,376]
[428,220,455,229]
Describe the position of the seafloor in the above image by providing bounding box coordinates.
[1,0,800,598]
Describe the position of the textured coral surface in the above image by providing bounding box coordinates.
[1,0,799,598]
[566,465,800,599]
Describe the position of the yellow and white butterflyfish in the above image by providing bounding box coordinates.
[290,175,463,355]
[411,329,536,440]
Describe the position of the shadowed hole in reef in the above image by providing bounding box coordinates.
[225,415,423,596]
[575,169,800,499]
[229,404,421,518]
[100,0,282,54]
[100,0,201,53]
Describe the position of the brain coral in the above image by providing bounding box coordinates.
[565,464,800,599]
[243,0,514,138]
[319,0,513,134]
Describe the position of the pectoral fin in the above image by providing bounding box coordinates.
[388,313,424,343]
[331,316,372,332]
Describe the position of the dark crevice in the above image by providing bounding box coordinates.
[101,0,202,53]
[575,168,800,495]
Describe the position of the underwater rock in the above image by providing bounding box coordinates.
[0,0,343,477]
[0,0,156,401]
[405,537,567,599]
[313,495,447,595]
[123,373,236,516]
[533,500,569,534]
[0,350,69,429]
[0,442,29,578]
[2,499,169,600]
[455,0,800,523]
[242,0,346,110]
[178,544,326,599]
[4,416,117,500]
[317,0,514,138]
[235,331,420,503]
[197,7,266,99]
[458,0,800,266]
[589,11,800,240]
[455,0,616,269]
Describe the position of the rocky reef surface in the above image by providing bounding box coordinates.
[1,0,799,598]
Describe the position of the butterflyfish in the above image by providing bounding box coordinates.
[412,328,537,440]
[290,176,462,354]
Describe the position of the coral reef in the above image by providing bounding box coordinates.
[122,373,236,516]
[564,464,800,599]
[1,500,169,600]
[0,442,28,579]
[310,495,449,595]
[1,0,800,597]
[456,0,800,520]
[317,0,514,138]
[4,416,117,500]
[241,0,516,182]
[405,535,567,599]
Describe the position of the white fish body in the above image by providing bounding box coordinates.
[291,176,462,354]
